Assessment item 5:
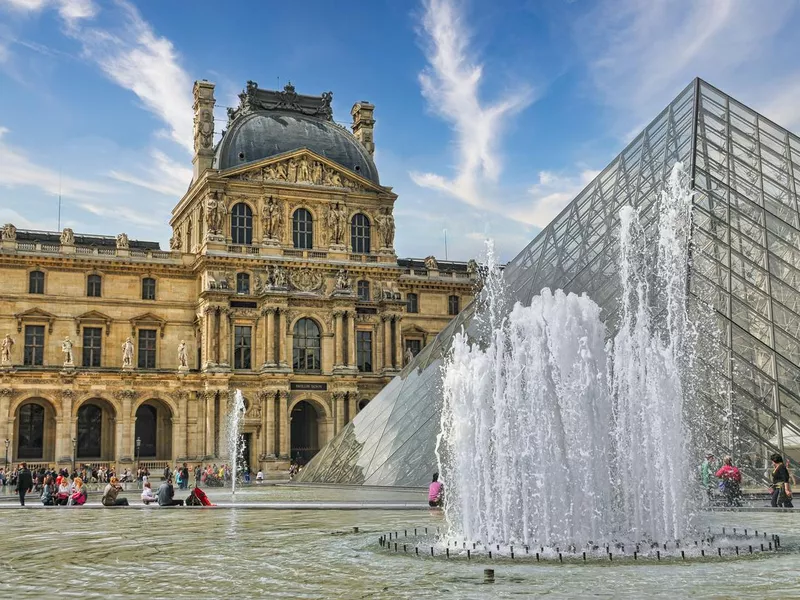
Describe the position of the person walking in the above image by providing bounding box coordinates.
[102,476,130,506]
[15,463,33,506]
[428,472,443,507]
[715,456,742,506]
[157,478,184,507]
[770,454,794,508]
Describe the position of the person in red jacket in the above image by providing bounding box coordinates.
[715,456,742,506]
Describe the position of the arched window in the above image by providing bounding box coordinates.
[292,209,313,249]
[77,403,102,458]
[357,280,370,302]
[231,202,253,244]
[293,318,321,372]
[351,213,371,254]
[29,270,45,294]
[406,293,418,314]
[17,403,44,459]
[236,272,250,295]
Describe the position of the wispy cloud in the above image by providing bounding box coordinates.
[2,0,97,24]
[0,126,113,198]
[513,168,599,228]
[109,149,192,197]
[410,0,533,208]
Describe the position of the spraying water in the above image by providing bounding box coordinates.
[438,163,699,547]
[227,389,247,495]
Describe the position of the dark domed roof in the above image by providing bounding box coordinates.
[215,110,379,184]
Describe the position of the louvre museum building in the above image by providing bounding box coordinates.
[0,81,477,474]
[301,79,800,487]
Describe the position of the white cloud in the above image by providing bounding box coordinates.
[0,126,113,198]
[78,200,161,228]
[2,0,97,23]
[109,149,192,197]
[410,0,533,208]
[513,169,599,228]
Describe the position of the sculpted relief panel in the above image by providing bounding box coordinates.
[233,155,366,191]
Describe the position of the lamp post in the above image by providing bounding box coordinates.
[135,436,141,487]
[3,439,9,482]
[71,437,76,473]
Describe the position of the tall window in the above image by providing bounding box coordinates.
[351,213,371,254]
[292,208,313,249]
[142,277,156,300]
[76,404,102,458]
[293,318,321,372]
[357,280,370,302]
[357,331,372,372]
[87,274,102,297]
[138,329,157,369]
[23,325,44,366]
[231,203,253,244]
[236,273,250,295]
[406,293,419,314]
[405,339,422,358]
[82,327,102,367]
[17,403,45,459]
[234,325,252,370]
[448,295,460,316]
[29,270,44,294]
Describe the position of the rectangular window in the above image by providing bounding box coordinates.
[448,295,460,316]
[234,325,252,370]
[406,293,418,314]
[405,339,422,358]
[357,330,372,373]
[29,271,45,294]
[82,327,102,367]
[23,325,45,366]
[87,274,102,297]
[142,277,156,300]
[137,329,157,369]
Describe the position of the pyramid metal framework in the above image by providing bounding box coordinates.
[298,79,800,487]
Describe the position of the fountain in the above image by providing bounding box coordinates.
[437,163,704,549]
[227,389,247,495]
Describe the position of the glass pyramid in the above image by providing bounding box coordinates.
[299,79,800,487]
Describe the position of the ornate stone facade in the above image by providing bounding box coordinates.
[0,80,476,474]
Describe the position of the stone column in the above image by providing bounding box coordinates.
[120,393,133,462]
[348,392,358,423]
[177,392,189,459]
[265,309,275,365]
[333,392,345,434]
[57,390,74,463]
[347,312,357,367]
[220,309,231,366]
[394,315,403,370]
[205,392,215,458]
[212,308,220,364]
[333,311,343,366]
[383,315,392,369]
[278,310,288,367]
[265,391,275,457]
[278,390,289,458]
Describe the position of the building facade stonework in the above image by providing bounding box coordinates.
[0,80,476,474]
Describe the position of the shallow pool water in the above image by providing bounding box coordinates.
[1,486,797,599]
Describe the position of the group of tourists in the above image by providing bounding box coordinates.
[700,452,794,507]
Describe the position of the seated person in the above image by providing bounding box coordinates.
[157,478,184,507]
[256,470,264,483]
[428,472,443,507]
[56,476,71,506]
[141,482,156,504]
[101,476,130,506]
[69,477,87,506]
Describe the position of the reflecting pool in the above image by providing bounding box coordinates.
[0,487,796,599]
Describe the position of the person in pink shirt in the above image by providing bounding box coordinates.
[428,472,443,507]
[715,456,742,506]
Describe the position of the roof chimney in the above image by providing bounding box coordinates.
[192,80,216,180]
[351,101,375,157]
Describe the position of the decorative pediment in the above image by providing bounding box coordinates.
[130,312,167,338]
[14,307,57,333]
[223,150,381,193]
[74,310,113,335]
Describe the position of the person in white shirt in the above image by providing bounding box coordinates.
[141,481,156,505]
[256,471,264,483]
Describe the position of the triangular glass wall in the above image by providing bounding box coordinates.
[299,79,800,486]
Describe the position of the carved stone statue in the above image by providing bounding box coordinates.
[116,233,129,250]
[1,334,14,364]
[60,228,74,245]
[335,269,352,292]
[178,340,188,369]
[272,266,288,288]
[405,347,414,365]
[311,160,323,184]
[327,203,348,246]
[121,337,134,368]
[424,255,439,271]
[467,259,478,277]
[297,156,310,182]
[263,196,284,240]
[193,107,214,150]
[169,235,181,250]
[206,191,226,234]
[287,158,298,182]
[61,336,74,365]
[1,223,17,241]
[376,208,395,249]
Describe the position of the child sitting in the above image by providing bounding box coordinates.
[141,481,156,505]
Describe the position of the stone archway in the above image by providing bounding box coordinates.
[76,398,116,460]
[14,398,57,463]
[135,399,173,461]
[290,400,322,464]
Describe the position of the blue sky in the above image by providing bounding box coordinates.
[1,0,799,262]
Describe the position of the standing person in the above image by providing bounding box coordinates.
[428,472,443,507]
[715,456,742,506]
[15,463,33,506]
[194,464,202,486]
[770,454,794,508]
[163,464,171,481]
[102,477,130,506]
[700,453,716,500]
[157,478,184,507]
[181,463,189,490]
